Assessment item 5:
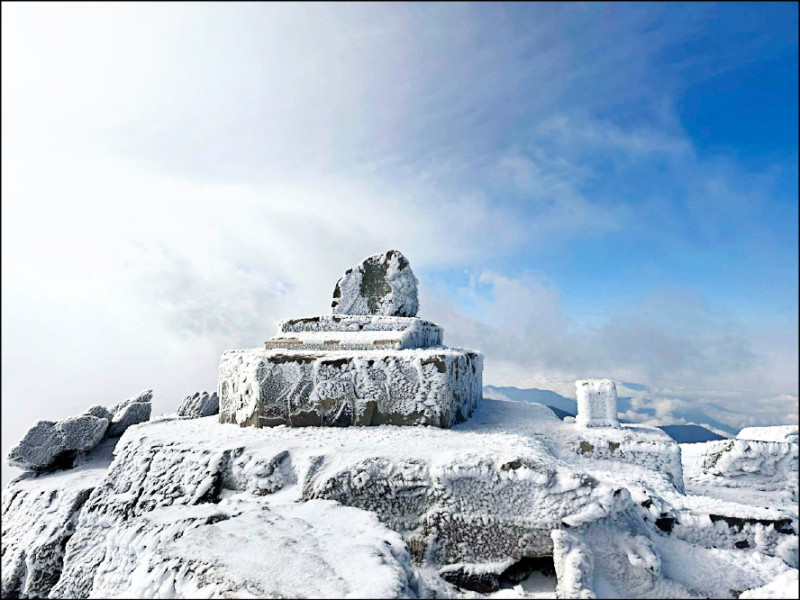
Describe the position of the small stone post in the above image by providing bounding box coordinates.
[575,379,619,427]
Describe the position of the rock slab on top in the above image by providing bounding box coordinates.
[331,250,419,317]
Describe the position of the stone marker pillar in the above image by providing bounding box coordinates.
[575,379,619,427]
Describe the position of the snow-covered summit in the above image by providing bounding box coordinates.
[3,397,797,599]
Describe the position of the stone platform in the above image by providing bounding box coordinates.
[218,347,482,428]
[267,315,444,351]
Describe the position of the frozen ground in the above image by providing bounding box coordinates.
[3,399,798,599]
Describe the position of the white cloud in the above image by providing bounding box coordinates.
[425,270,798,430]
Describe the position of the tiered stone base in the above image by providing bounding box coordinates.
[219,348,483,428]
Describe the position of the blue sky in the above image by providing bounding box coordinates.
[2,2,798,479]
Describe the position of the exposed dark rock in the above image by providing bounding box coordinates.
[655,516,675,533]
[440,566,500,593]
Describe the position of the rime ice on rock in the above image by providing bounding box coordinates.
[106,389,153,437]
[575,379,619,428]
[6,390,154,473]
[737,425,798,443]
[6,416,108,472]
[177,391,219,418]
[331,250,419,317]
[219,250,482,428]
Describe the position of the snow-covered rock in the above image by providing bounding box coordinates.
[1,440,116,598]
[575,379,619,428]
[738,425,798,443]
[741,569,799,599]
[224,252,481,431]
[106,389,153,437]
[177,391,219,418]
[3,398,797,599]
[267,315,443,351]
[686,438,798,508]
[331,250,419,317]
[6,415,109,472]
[52,494,416,599]
[551,529,594,599]
[82,404,112,421]
[218,347,483,428]
[6,390,154,474]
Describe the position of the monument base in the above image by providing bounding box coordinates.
[218,347,483,429]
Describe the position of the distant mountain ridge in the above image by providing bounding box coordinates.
[483,385,577,415]
[656,424,726,443]
[482,385,737,440]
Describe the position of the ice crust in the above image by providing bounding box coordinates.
[331,250,419,317]
[738,425,799,443]
[279,315,441,334]
[106,389,153,437]
[575,380,619,428]
[685,438,799,509]
[6,390,153,474]
[3,398,796,599]
[218,347,483,429]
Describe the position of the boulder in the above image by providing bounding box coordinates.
[737,425,798,443]
[177,391,219,418]
[106,389,152,437]
[107,402,151,438]
[83,404,112,421]
[7,415,108,472]
[108,388,153,417]
[331,250,419,317]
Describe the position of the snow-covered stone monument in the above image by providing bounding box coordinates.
[575,378,619,427]
[218,250,483,428]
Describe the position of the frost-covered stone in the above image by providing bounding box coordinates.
[82,404,112,421]
[6,415,109,472]
[551,529,594,599]
[575,379,619,428]
[686,438,798,507]
[108,388,153,417]
[738,425,798,443]
[267,315,443,350]
[3,399,797,599]
[177,391,219,418]
[1,439,116,598]
[331,250,419,317]
[58,416,109,453]
[106,389,152,437]
[229,251,481,430]
[741,569,799,599]
[219,348,482,428]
